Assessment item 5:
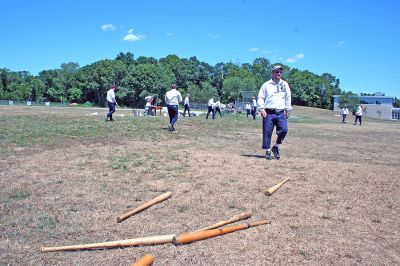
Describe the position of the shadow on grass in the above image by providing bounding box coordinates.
[162,127,176,133]
[241,153,265,158]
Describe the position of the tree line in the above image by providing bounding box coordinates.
[1,52,343,109]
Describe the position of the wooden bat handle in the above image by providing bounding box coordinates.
[117,191,172,223]
[131,254,154,266]
[41,234,175,252]
[196,211,252,231]
[173,220,270,245]
[265,177,290,196]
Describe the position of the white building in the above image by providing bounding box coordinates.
[333,95,399,120]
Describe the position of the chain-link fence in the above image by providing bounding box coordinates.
[0,100,70,107]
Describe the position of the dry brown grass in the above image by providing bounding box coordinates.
[1,105,399,265]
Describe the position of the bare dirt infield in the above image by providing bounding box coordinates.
[1,105,399,265]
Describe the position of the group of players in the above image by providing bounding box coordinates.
[105,65,292,160]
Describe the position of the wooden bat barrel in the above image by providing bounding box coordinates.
[173,220,270,245]
[131,254,154,266]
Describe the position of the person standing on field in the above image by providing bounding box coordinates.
[251,96,257,120]
[215,99,223,118]
[165,84,183,131]
[183,94,191,117]
[341,106,349,123]
[144,95,153,116]
[354,104,363,125]
[257,65,292,160]
[246,101,251,117]
[105,85,118,121]
[206,97,215,119]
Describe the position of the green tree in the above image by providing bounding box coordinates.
[136,56,158,65]
[7,83,32,100]
[186,81,218,103]
[125,63,175,107]
[77,59,127,105]
[1,51,351,109]
[67,87,82,102]
[1,71,36,101]
[47,77,66,102]
[116,52,135,65]
[288,69,320,107]
[251,57,272,88]
[319,73,341,109]
[0,68,10,97]
[160,54,191,89]
[210,63,227,96]
[29,78,46,101]
[338,91,359,111]
[221,62,258,102]
[60,62,80,73]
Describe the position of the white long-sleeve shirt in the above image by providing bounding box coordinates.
[208,98,214,107]
[184,96,190,105]
[355,106,363,116]
[257,79,292,111]
[107,89,116,103]
[165,89,183,105]
[252,98,257,109]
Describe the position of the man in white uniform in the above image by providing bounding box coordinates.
[354,104,363,125]
[257,65,292,160]
[105,86,118,121]
[165,84,183,131]
[206,97,215,119]
[183,94,191,117]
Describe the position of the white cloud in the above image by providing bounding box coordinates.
[166,32,174,37]
[206,33,220,39]
[248,48,272,54]
[123,28,145,42]
[101,24,116,31]
[334,40,346,47]
[286,53,304,63]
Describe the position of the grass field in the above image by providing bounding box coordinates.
[1,105,399,265]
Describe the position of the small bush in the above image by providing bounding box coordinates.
[81,101,94,107]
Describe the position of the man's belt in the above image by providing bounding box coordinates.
[265,108,284,114]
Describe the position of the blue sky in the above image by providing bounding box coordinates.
[1,0,399,97]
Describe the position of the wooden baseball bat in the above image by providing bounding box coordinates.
[265,177,290,196]
[41,234,175,252]
[131,254,154,266]
[195,211,252,231]
[173,220,270,245]
[117,191,172,223]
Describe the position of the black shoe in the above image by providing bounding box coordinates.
[265,151,272,160]
[272,146,280,159]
